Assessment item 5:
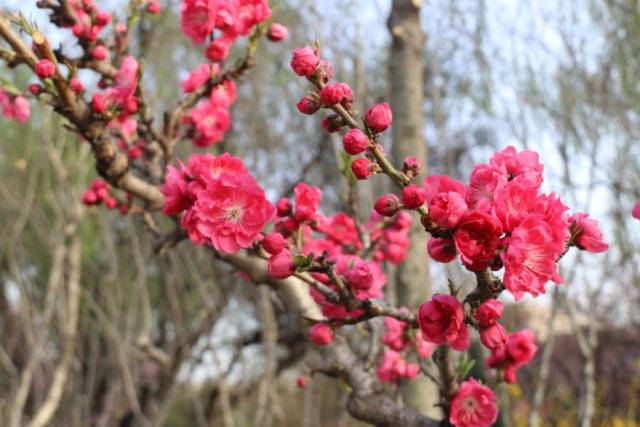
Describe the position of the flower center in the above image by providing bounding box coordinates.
[463,397,477,412]
[224,205,243,223]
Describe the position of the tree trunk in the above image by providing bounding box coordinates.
[388,0,438,418]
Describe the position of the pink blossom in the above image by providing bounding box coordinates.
[365,102,393,133]
[383,315,409,351]
[276,197,292,217]
[263,232,286,255]
[488,329,538,383]
[401,184,426,209]
[161,163,191,215]
[570,213,608,253]
[480,323,507,349]
[454,210,503,271]
[294,183,321,217]
[180,0,217,45]
[502,216,563,300]
[91,45,109,60]
[290,46,319,77]
[308,323,333,346]
[267,23,288,41]
[427,237,458,263]
[475,299,503,328]
[343,128,369,155]
[351,157,372,180]
[267,250,296,279]
[418,294,469,351]
[334,254,385,300]
[449,378,498,427]
[489,145,543,190]
[377,350,419,384]
[189,98,231,147]
[633,201,640,220]
[296,96,320,115]
[346,259,373,291]
[205,36,233,62]
[106,56,138,109]
[70,78,85,94]
[182,64,217,93]
[319,81,353,107]
[374,194,401,217]
[147,0,161,14]
[35,59,55,79]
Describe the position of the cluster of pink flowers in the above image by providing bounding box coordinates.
[290,46,394,179]
[180,0,272,62]
[82,178,127,213]
[161,152,275,253]
[179,1,287,147]
[65,0,112,41]
[370,145,608,301]
[263,182,412,322]
[0,89,30,122]
[449,378,498,427]
[486,329,538,383]
[377,313,433,384]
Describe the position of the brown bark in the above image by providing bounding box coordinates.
[388,0,439,418]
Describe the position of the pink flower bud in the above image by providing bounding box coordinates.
[28,83,41,95]
[92,93,107,114]
[296,96,320,115]
[480,323,507,349]
[146,0,161,14]
[105,197,117,209]
[475,299,503,328]
[35,59,55,79]
[351,157,372,180]
[319,81,352,106]
[128,146,142,159]
[342,128,369,155]
[267,250,296,279]
[205,37,233,63]
[290,46,320,77]
[374,194,401,217]
[116,23,128,34]
[401,185,426,209]
[70,78,85,94]
[91,45,109,61]
[119,203,130,215]
[267,23,288,42]
[427,237,457,263]
[276,197,292,217]
[308,323,334,346]
[95,11,111,26]
[365,102,393,133]
[403,156,421,177]
[321,114,343,133]
[634,201,640,220]
[296,376,307,388]
[315,60,333,83]
[263,232,286,255]
[82,190,98,205]
[346,261,373,290]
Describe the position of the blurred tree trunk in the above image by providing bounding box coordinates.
[388,0,439,418]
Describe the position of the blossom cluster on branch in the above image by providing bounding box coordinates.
[0,1,622,426]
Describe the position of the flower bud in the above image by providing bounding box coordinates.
[480,323,507,349]
[291,46,320,77]
[28,84,41,95]
[70,78,85,94]
[342,128,369,155]
[401,185,426,209]
[91,45,109,61]
[35,59,55,79]
[321,113,343,133]
[351,157,372,180]
[296,376,307,388]
[276,197,292,217]
[91,93,107,114]
[95,10,111,26]
[634,201,640,220]
[146,0,161,14]
[314,60,333,83]
[267,23,288,42]
[319,81,352,106]
[296,96,320,115]
[263,232,286,255]
[374,194,401,217]
[403,156,422,177]
[82,190,98,205]
[346,261,373,290]
[308,323,334,346]
[267,250,296,279]
[427,237,457,263]
[365,102,393,133]
[205,37,232,62]
[475,299,503,328]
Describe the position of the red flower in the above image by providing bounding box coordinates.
[418,294,469,351]
[454,210,502,271]
[180,0,217,45]
[449,378,498,427]
[427,237,457,263]
[267,250,296,279]
[308,323,333,346]
[570,213,608,253]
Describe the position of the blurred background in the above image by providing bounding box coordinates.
[0,0,639,426]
